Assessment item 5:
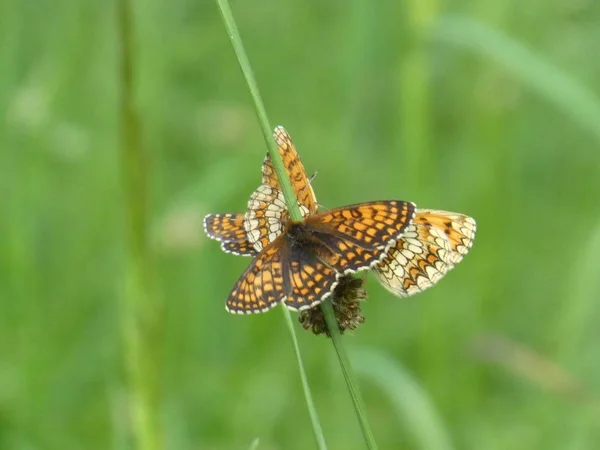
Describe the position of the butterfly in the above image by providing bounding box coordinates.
[204,126,416,313]
[204,126,476,313]
[207,208,476,298]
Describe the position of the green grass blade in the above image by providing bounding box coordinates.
[213,1,327,448]
[322,302,378,449]
[214,0,301,222]
[433,15,600,143]
[350,348,454,450]
[117,0,163,448]
[557,222,600,362]
[282,307,328,450]
[214,1,378,447]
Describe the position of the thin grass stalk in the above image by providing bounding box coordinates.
[321,302,378,449]
[214,0,378,448]
[397,0,438,191]
[282,307,328,450]
[116,0,163,448]
[214,1,326,448]
[214,0,301,223]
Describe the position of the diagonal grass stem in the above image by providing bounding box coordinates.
[214,0,378,448]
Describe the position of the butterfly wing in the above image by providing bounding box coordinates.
[413,209,476,261]
[243,185,289,252]
[283,245,339,311]
[204,213,248,244]
[373,210,476,297]
[304,200,416,273]
[225,238,287,314]
[203,213,257,256]
[261,126,318,216]
[220,240,257,256]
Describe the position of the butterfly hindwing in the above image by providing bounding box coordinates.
[220,240,257,257]
[413,210,476,260]
[283,246,339,311]
[244,185,288,252]
[225,239,287,314]
[373,210,476,297]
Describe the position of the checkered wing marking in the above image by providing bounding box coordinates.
[414,210,476,261]
[261,126,318,215]
[303,200,416,273]
[283,247,339,311]
[244,185,288,252]
[373,210,476,297]
[220,240,257,257]
[203,213,256,256]
[204,213,248,243]
[225,239,286,314]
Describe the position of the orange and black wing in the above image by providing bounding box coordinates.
[413,210,476,261]
[283,246,339,311]
[225,238,287,314]
[261,126,318,216]
[203,213,256,256]
[304,200,416,273]
[204,213,248,244]
[373,209,476,297]
[220,240,257,257]
[243,185,288,252]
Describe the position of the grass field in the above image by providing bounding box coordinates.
[2,1,600,449]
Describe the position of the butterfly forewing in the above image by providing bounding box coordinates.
[204,213,249,244]
[225,239,287,314]
[307,201,415,251]
[308,231,382,273]
[296,201,416,273]
[261,126,318,215]
[373,210,476,297]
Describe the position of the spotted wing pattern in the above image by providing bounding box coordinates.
[284,248,339,311]
[220,240,257,257]
[302,200,416,274]
[204,213,248,244]
[414,210,476,261]
[243,185,288,252]
[226,239,287,314]
[261,126,318,215]
[373,210,476,297]
[203,212,256,256]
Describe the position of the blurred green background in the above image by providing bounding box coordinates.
[2,0,600,449]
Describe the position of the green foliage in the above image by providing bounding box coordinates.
[1,0,600,449]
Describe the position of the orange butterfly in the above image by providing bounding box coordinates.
[204,127,415,313]
[204,126,476,313]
